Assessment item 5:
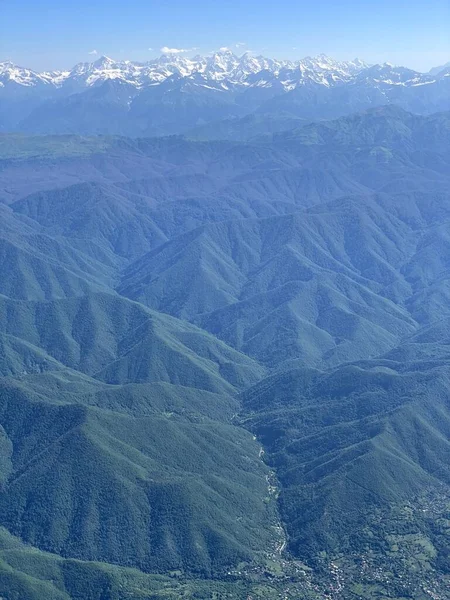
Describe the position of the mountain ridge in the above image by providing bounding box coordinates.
[1,105,450,597]
[1,52,449,137]
[2,52,447,91]
[0,52,371,90]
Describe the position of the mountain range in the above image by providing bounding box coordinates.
[1,51,449,136]
[0,103,450,598]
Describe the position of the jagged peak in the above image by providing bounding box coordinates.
[0,52,435,91]
[92,55,117,68]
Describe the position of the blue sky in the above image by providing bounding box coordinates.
[1,0,449,72]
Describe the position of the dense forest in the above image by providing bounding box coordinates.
[0,97,449,598]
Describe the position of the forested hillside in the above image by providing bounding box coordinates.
[0,106,450,598]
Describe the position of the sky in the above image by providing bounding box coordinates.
[0,0,449,72]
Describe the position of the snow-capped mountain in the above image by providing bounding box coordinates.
[0,61,56,88]
[0,52,448,136]
[354,63,434,86]
[2,51,448,92]
[0,51,372,91]
[1,51,446,93]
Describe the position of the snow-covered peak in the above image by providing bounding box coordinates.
[202,51,239,80]
[0,53,433,92]
[299,55,367,78]
[267,54,365,89]
[62,56,150,88]
[0,61,53,87]
[356,63,425,86]
[92,55,116,69]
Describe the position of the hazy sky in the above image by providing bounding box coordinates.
[1,0,449,72]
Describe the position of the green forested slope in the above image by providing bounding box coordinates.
[0,292,264,392]
[0,375,277,575]
[241,355,450,554]
[118,206,418,368]
[0,107,449,598]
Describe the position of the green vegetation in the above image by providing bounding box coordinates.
[0,370,278,578]
[0,106,449,597]
[241,360,450,560]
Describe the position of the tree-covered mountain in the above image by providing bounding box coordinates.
[0,371,278,577]
[1,105,450,598]
[242,354,450,554]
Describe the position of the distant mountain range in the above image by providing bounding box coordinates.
[0,52,369,88]
[1,51,449,136]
